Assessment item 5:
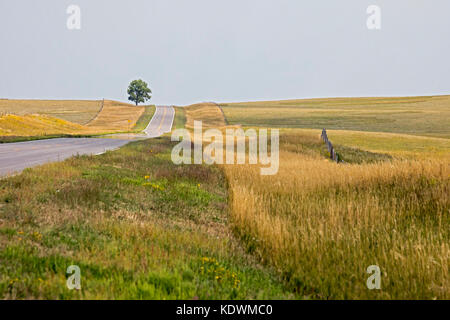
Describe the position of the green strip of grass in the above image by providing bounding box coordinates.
[173,107,186,129]
[332,145,392,164]
[0,134,102,144]
[0,136,295,299]
[133,105,156,132]
[279,131,392,164]
[0,131,141,144]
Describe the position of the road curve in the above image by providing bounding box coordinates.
[144,105,175,137]
[0,105,175,177]
[0,138,129,177]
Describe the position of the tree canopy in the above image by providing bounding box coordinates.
[127,79,152,106]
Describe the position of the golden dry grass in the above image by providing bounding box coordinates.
[0,100,146,137]
[0,99,102,124]
[184,103,228,129]
[185,102,450,299]
[87,100,144,131]
[0,114,94,136]
[223,146,449,299]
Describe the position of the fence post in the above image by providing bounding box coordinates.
[321,128,340,163]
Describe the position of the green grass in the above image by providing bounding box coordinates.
[132,105,156,132]
[328,129,450,159]
[0,134,83,144]
[278,130,393,164]
[220,95,450,138]
[0,136,296,299]
[173,107,186,130]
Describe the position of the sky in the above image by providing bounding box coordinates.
[0,0,449,105]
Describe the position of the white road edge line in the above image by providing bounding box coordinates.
[166,106,175,133]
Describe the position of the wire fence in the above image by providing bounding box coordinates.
[207,101,229,125]
[85,98,105,125]
[321,129,340,163]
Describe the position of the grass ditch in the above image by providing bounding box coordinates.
[0,136,295,299]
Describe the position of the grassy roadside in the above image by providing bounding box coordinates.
[131,105,156,132]
[173,107,186,130]
[0,131,138,144]
[0,134,92,144]
[0,135,296,299]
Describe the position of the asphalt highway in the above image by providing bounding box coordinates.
[144,105,175,136]
[0,105,175,177]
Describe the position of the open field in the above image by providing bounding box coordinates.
[0,136,294,299]
[0,100,150,140]
[220,95,450,138]
[328,129,450,160]
[184,103,227,129]
[0,100,102,125]
[0,114,91,137]
[184,101,450,299]
[1,96,447,299]
[223,136,449,299]
[275,128,450,160]
[87,100,145,132]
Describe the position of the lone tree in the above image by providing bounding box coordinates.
[127,79,152,106]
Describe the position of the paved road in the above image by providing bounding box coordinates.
[0,138,129,176]
[0,105,175,177]
[144,105,175,137]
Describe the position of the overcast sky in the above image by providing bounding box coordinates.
[0,0,449,105]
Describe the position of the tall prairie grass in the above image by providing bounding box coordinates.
[223,141,449,299]
[184,102,450,299]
